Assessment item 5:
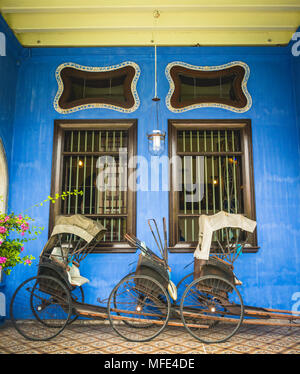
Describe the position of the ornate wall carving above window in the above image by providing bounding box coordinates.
[165,61,252,113]
[54,62,140,114]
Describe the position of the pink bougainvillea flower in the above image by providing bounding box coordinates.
[18,215,23,220]
[21,223,29,231]
[0,257,7,264]
[25,259,31,265]
[4,216,10,222]
[0,227,7,234]
[21,246,24,252]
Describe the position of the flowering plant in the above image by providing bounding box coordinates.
[0,211,37,275]
[0,190,83,275]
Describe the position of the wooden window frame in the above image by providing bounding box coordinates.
[169,65,248,110]
[49,119,137,253]
[168,119,258,253]
[58,65,137,111]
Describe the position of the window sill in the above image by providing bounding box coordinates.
[92,243,137,253]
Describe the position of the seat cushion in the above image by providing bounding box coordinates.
[67,263,90,287]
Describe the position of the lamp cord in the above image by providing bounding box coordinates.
[154,44,157,98]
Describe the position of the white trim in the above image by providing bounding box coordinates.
[53,61,140,114]
[165,60,252,113]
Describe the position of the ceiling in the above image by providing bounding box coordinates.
[0,0,299,47]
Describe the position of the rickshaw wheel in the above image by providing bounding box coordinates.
[10,275,72,341]
[180,275,244,344]
[175,272,193,305]
[68,286,84,324]
[37,265,84,325]
[107,274,171,342]
[31,285,84,327]
[112,272,153,329]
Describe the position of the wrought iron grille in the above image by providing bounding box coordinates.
[177,129,244,243]
[61,129,128,242]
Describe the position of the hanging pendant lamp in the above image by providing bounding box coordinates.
[147,45,165,156]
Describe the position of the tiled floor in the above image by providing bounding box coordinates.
[0,320,299,354]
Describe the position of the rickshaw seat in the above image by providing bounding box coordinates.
[50,246,90,287]
[67,264,90,287]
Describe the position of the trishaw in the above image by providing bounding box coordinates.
[10,213,300,344]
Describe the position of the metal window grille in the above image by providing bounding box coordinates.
[61,129,128,242]
[177,129,244,243]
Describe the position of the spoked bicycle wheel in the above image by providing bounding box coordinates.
[175,273,193,305]
[107,274,171,342]
[180,275,244,344]
[10,275,72,341]
[68,286,84,325]
[32,284,84,327]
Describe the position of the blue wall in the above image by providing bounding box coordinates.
[0,16,23,177]
[1,18,299,312]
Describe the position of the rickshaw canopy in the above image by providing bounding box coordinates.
[194,211,257,261]
[51,214,106,243]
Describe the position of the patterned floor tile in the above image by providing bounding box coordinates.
[165,345,189,353]
[71,345,94,353]
[121,341,144,349]
[88,350,106,354]
[104,345,127,353]
[242,339,266,347]
[58,340,81,348]
[21,349,41,354]
[250,349,276,354]
[253,335,277,343]
[106,336,128,344]
[152,340,174,348]
[284,349,300,354]
[36,345,63,353]
[231,345,254,353]
[265,344,290,353]
[222,349,242,354]
[89,340,110,349]
[0,320,299,354]
[155,351,172,354]
[185,350,206,354]
[135,345,158,353]
[165,336,188,344]
[182,340,204,349]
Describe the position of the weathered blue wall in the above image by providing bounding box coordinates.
[1,17,299,313]
[0,16,22,178]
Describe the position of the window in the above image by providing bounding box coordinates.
[50,120,137,252]
[166,61,252,113]
[168,119,257,253]
[54,62,140,114]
